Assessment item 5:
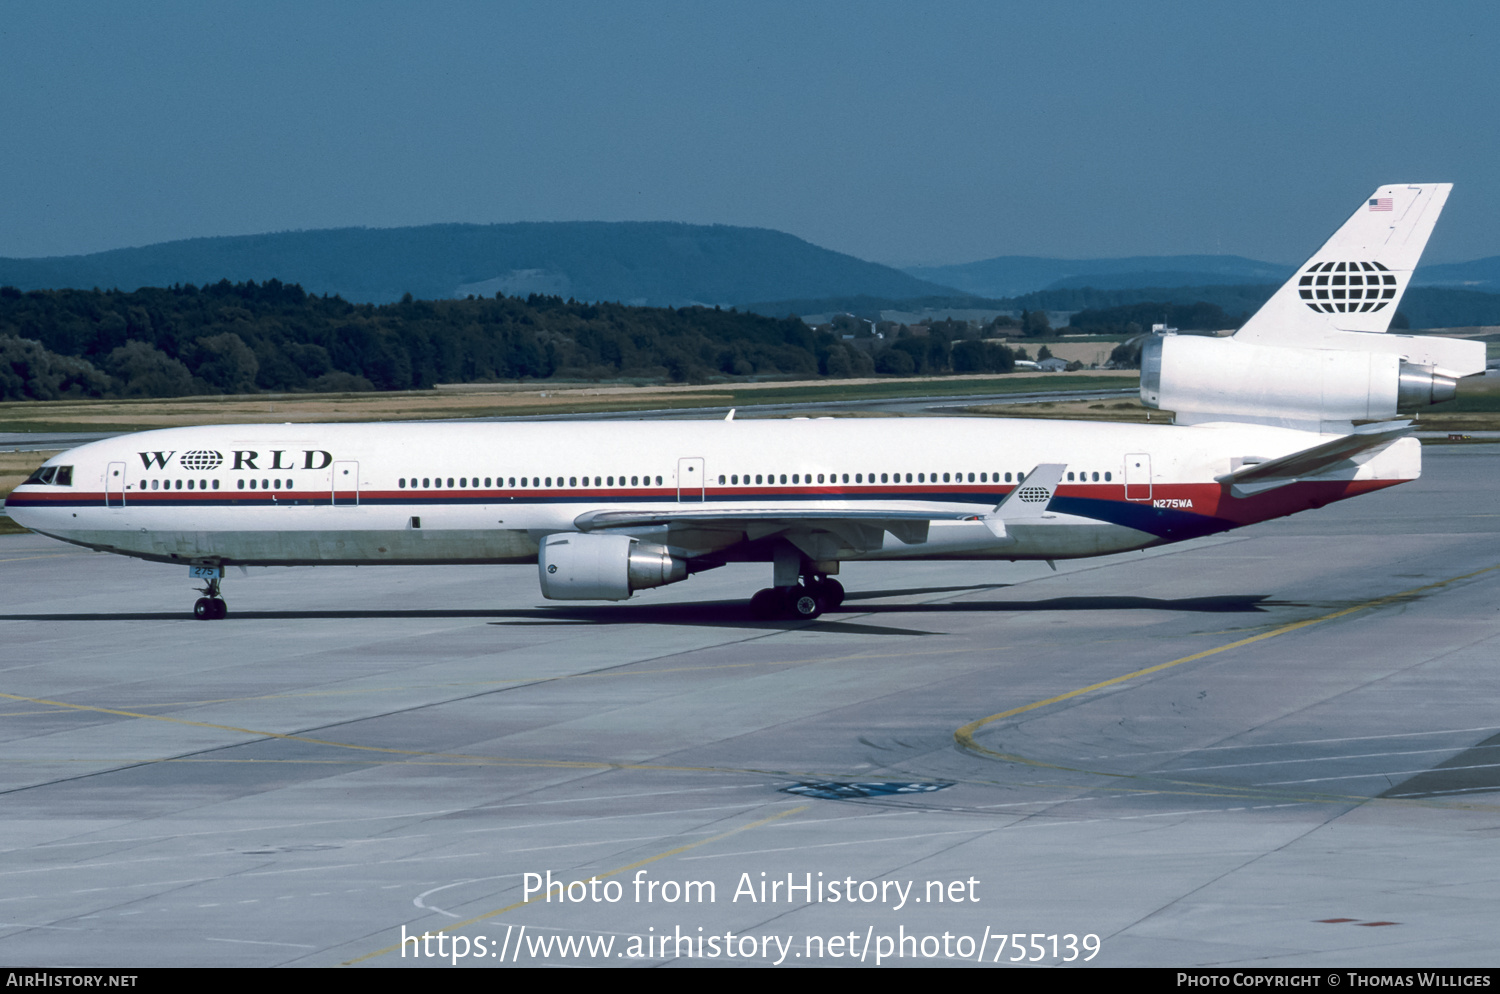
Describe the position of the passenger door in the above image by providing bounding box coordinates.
[105,462,125,507]
[1124,453,1152,501]
[332,461,360,505]
[677,457,704,502]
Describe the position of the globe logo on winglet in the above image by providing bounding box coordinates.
[1297,261,1398,314]
[1018,486,1051,503]
[179,450,224,471]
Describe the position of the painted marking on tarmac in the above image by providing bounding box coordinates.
[681,826,991,860]
[343,803,808,965]
[1165,745,1496,773]
[955,562,1500,762]
[0,688,800,778]
[1263,760,1500,786]
[0,553,89,564]
[0,634,1021,786]
[1083,724,1500,760]
[7,642,1018,715]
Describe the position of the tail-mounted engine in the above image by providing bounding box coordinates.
[1141,333,1481,428]
[538,532,688,601]
[1138,184,1487,429]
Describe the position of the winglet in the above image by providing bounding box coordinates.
[981,463,1066,537]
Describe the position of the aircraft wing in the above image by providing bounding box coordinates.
[1215,421,1413,498]
[572,464,1067,550]
[575,506,965,548]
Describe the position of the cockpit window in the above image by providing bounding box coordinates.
[23,465,71,486]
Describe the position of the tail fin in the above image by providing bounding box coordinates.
[1142,183,1484,430]
[1235,183,1450,342]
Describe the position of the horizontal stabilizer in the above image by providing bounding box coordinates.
[1215,421,1413,497]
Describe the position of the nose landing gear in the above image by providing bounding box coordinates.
[191,567,228,620]
[193,595,227,620]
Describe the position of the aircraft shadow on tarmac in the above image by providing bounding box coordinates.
[848,591,1274,614]
[0,589,1273,635]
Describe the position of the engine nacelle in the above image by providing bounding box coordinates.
[1141,334,1467,426]
[538,532,688,601]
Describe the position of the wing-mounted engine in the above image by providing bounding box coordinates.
[538,532,688,601]
[1140,183,1485,431]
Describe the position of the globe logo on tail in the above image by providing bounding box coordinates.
[1297,261,1398,314]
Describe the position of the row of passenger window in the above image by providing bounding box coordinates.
[140,478,294,491]
[718,470,1114,485]
[147,478,219,490]
[398,476,665,489]
[393,470,1117,489]
[31,466,1116,493]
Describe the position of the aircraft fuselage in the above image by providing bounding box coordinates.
[5,417,1416,569]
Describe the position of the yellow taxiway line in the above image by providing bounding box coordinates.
[956,562,1500,760]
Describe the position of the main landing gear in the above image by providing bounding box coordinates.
[192,572,228,620]
[750,574,845,621]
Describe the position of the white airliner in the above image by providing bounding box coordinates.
[4,185,1485,620]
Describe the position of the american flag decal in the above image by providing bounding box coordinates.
[1369,197,1393,211]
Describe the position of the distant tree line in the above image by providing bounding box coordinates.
[0,281,1029,401]
[1067,300,1415,369]
[824,315,1024,376]
[1067,301,1244,337]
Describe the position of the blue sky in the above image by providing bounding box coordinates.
[2,1,1497,266]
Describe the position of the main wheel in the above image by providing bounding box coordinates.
[816,577,845,608]
[749,588,783,619]
[786,587,823,620]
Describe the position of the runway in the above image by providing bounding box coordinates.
[1,444,1498,967]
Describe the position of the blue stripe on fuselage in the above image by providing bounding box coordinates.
[1047,495,1234,541]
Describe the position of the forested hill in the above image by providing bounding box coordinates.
[0,222,955,307]
[904,254,1500,298]
[0,281,880,400]
[904,255,1293,298]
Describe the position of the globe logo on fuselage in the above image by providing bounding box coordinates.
[179,450,224,471]
[1297,261,1398,314]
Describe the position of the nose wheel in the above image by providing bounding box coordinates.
[194,597,227,620]
[192,574,228,620]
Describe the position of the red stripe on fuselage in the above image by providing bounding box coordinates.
[4,477,1412,525]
